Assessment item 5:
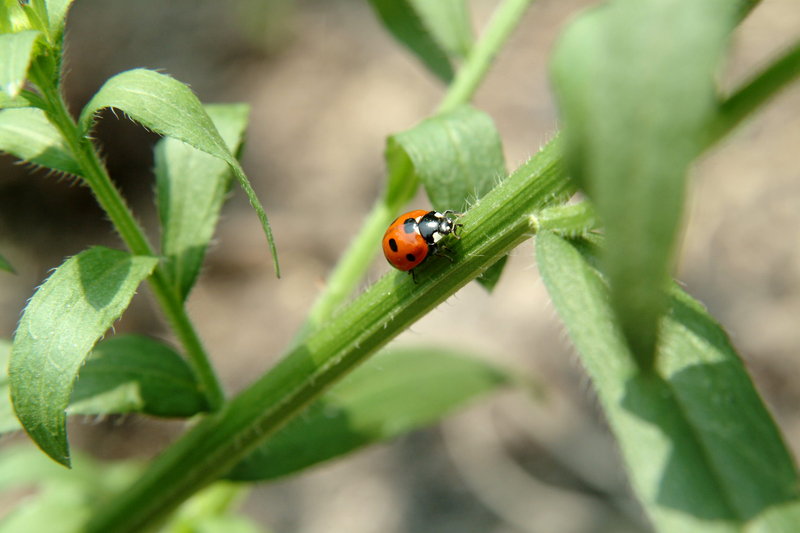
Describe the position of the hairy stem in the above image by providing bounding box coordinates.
[85,137,569,533]
[437,0,536,114]
[710,37,800,146]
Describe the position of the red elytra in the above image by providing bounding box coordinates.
[382,209,430,271]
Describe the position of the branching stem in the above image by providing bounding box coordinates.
[28,61,225,411]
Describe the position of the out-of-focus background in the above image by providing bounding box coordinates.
[1,1,798,531]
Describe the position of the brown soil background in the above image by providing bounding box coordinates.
[0,1,798,531]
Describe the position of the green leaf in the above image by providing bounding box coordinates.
[226,347,512,481]
[0,334,206,437]
[19,0,48,37]
[9,246,158,466]
[409,0,473,58]
[0,1,27,33]
[0,252,14,273]
[0,107,81,175]
[367,0,455,82]
[550,0,740,368]
[391,105,505,212]
[70,335,209,418]
[473,254,507,292]
[536,232,800,532]
[44,0,74,37]
[388,105,507,290]
[156,104,249,300]
[78,68,279,277]
[0,30,40,97]
[0,2,10,33]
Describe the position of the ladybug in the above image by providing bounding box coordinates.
[382,210,462,274]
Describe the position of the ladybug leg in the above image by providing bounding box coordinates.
[431,243,456,263]
[409,269,418,284]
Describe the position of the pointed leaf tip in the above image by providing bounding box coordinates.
[156,103,253,298]
[79,69,280,277]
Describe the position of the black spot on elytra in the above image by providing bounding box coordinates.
[403,219,417,233]
[388,238,398,252]
[406,253,416,262]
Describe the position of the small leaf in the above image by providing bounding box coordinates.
[409,0,473,58]
[78,68,279,277]
[536,232,800,531]
[474,255,507,292]
[156,104,249,300]
[226,347,512,481]
[550,0,740,368]
[391,105,505,213]
[0,107,81,175]
[388,105,507,290]
[367,0,454,82]
[70,335,208,418]
[0,252,15,273]
[9,246,158,466]
[0,30,40,97]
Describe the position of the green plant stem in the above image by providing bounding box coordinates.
[297,0,535,339]
[295,201,395,339]
[29,64,225,411]
[437,0,536,114]
[85,137,569,533]
[709,37,800,146]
